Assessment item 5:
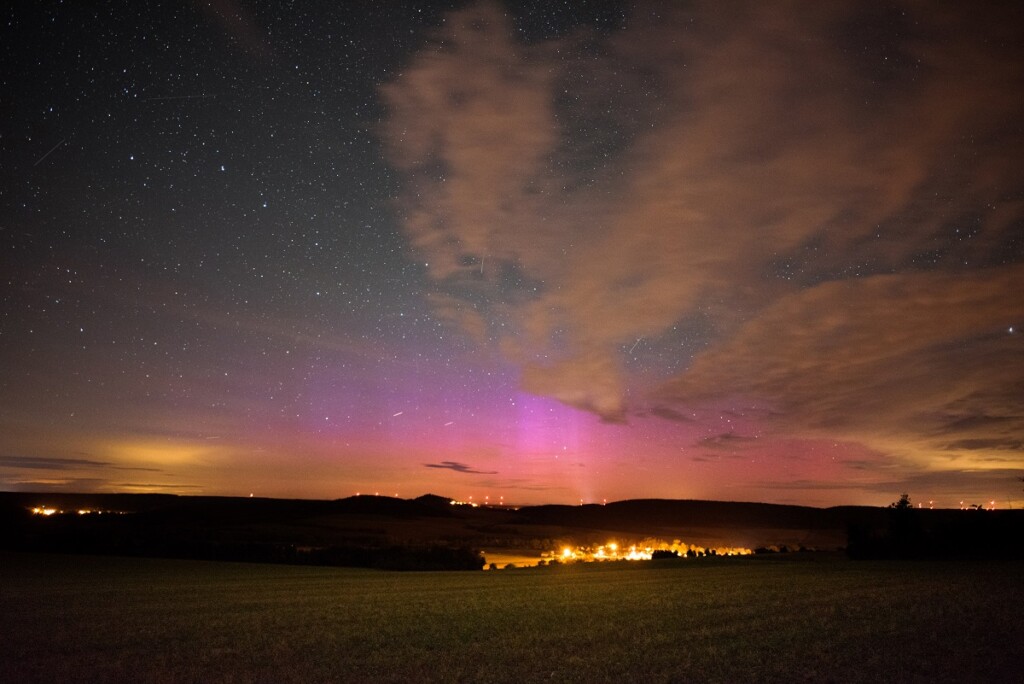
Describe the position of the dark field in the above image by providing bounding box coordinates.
[1,552,1020,683]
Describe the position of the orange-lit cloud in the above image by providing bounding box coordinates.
[656,267,1023,465]
[382,2,1023,421]
[381,1,1024,500]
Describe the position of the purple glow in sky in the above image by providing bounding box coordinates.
[2,1,1023,508]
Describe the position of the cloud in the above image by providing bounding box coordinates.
[0,477,110,492]
[424,460,498,475]
[521,350,627,422]
[765,468,1024,502]
[0,455,112,470]
[382,0,1024,438]
[112,482,204,491]
[699,433,757,451]
[656,268,1024,472]
[943,439,1024,452]
[648,406,693,423]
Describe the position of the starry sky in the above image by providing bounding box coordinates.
[3,1,1023,508]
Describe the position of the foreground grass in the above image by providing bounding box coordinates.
[1,552,1019,683]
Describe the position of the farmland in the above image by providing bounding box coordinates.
[2,551,1019,682]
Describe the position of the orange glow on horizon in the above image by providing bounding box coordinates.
[546,539,753,564]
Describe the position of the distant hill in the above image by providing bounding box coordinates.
[7,491,1016,563]
[511,499,879,531]
[0,490,877,548]
[0,492,453,523]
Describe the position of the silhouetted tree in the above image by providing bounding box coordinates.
[890,493,912,510]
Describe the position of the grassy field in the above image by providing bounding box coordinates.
[1,551,1020,683]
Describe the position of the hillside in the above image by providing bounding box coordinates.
[0,491,873,553]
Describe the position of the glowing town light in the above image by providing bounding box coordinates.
[31,506,58,516]
[548,539,752,564]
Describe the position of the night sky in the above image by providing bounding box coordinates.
[3,1,1022,508]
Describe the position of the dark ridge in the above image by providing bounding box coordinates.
[0,491,456,522]
[414,493,458,508]
[330,494,455,518]
[0,492,180,514]
[511,499,881,531]
[0,492,894,532]
[5,492,1019,565]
